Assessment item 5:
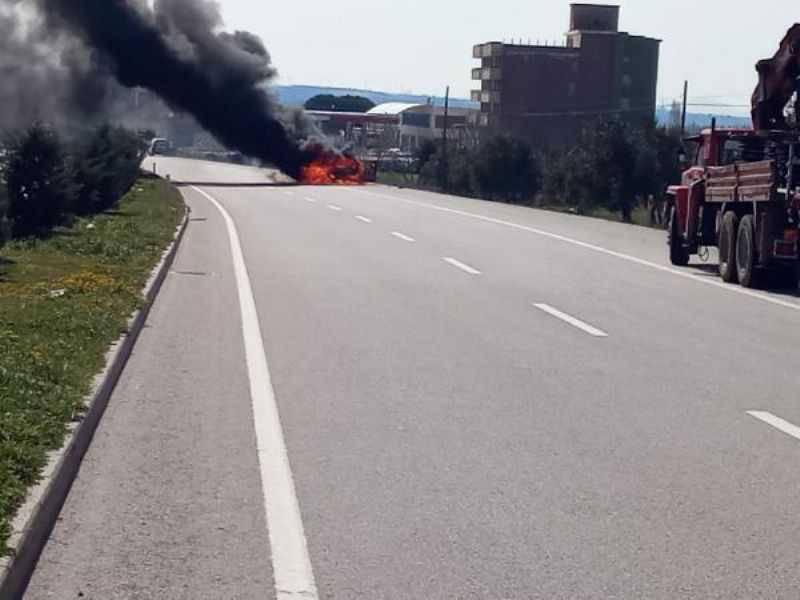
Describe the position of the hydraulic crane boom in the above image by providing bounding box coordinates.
[752,24,800,131]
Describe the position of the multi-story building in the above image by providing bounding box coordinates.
[471,4,660,146]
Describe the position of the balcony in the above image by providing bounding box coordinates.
[473,42,505,60]
[471,68,502,81]
[471,90,501,103]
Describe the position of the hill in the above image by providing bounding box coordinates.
[275,84,753,129]
[274,85,478,110]
[655,108,751,129]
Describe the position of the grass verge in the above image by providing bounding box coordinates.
[0,176,183,555]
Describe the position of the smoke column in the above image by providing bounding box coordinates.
[13,0,318,178]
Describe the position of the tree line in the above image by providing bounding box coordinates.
[412,118,683,224]
[0,123,146,246]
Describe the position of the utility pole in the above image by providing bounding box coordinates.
[680,80,689,137]
[441,85,450,192]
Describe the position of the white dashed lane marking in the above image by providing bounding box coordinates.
[747,411,800,442]
[443,257,481,276]
[391,232,416,243]
[533,303,608,338]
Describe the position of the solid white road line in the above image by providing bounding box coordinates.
[355,215,372,223]
[533,303,608,337]
[391,231,415,242]
[443,257,481,275]
[191,187,318,600]
[747,411,800,442]
[328,204,343,212]
[305,197,317,203]
[355,189,800,314]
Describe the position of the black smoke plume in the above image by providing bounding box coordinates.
[4,0,318,178]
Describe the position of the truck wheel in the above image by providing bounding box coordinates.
[719,211,739,283]
[779,263,800,290]
[736,214,757,288]
[669,208,690,266]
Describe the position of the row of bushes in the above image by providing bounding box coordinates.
[0,124,146,243]
[413,119,682,223]
[542,120,682,223]
[417,136,542,205]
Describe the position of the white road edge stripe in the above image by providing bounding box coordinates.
[355,189,800,314]
[355,215,372,223]
[747,411,800,441]
[328,204,343,211]
[391,231,415,242]
[533,303,608,337]
[443,257,481,275]
[191,187,318,600]
[305,197,317,203]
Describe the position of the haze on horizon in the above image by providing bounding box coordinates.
[219,0,793,116]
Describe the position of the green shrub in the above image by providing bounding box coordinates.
[472,136,541,204]
[418,135,542,204]
[543,119,682,222]
[0,181,9,247]
[72,125,145,215]
[5,124,77,238]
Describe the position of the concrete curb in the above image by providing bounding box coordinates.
[0,196,191,600]
[172,181,296,188]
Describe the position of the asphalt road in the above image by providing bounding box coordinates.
[25,158,800,599]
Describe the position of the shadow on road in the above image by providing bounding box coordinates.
[688,262,800,297]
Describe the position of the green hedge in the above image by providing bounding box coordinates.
[3,124,146,239]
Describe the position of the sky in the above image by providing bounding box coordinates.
[218,0,796,116]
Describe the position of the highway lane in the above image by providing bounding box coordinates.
[26,159,800,599]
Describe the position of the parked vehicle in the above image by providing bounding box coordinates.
[666,27,800,288]
[149,138,171,155]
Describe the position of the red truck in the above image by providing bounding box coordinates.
[666,25,800,288]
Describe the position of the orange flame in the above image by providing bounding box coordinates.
[300,152,365,185]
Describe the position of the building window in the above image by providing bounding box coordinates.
[568,82,576,97]
[402,113,432,128]
[435,116,467,129]
[620,98,631,110]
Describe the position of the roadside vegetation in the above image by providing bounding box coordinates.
[0,124,183,555]
[386,118,683,227]
[304,94,375,113]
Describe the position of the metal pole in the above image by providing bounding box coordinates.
[442,86,450,192]
[681,80,689,136]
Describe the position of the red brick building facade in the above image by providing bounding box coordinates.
[472,4,660,146]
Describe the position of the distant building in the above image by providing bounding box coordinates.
[367,103,476,151]
[471,3,660,146]
[307,102,478,153]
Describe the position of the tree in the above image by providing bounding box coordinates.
[472,136,541,204]
[418,135,541,204]
[72,125,145,215]
[5,124,76,237]
[0,181,9,247]
[542,118,684,222]
[304,94,376,113]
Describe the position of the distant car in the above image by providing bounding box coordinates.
[149,138,171,155]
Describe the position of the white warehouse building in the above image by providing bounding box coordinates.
[366,102,478,151]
